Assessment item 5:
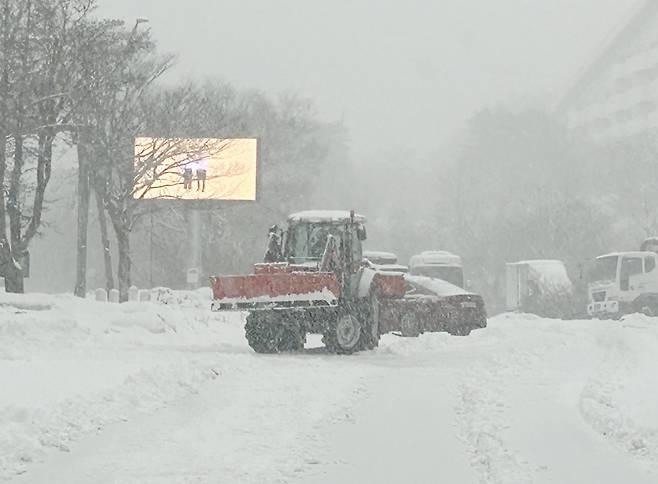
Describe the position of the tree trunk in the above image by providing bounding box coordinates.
[95,187,114,293]
[3,258,24,293]
[74,134,91,297]
[5,132,24,293]
[116,227,131,302]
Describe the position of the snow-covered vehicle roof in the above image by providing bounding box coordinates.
[404,274,473,297]
[409,251,462,267]
[596,251,652,259]
[374,264,408,273]
[363,250,397,261]
[287,210,366,224]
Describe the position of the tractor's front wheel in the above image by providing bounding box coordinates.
[245,311,305,353]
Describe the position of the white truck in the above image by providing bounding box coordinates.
[587,250,658,318]
[408,251,465,289]
[506,260,572,313]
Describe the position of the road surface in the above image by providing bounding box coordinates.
[2,295,657,484]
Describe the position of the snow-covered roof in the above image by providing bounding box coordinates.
[409,251,462,267]
[507,259,565,267]
[596,251,653,259]
[373,264,408,273]
[287,210,366,224]
[404,275,472,297]
[364,250,397,260]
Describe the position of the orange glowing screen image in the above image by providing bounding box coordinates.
[133,137,257,201]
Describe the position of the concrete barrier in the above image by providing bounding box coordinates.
[108,288,120,303]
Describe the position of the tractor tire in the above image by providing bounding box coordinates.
[400,312,421,337]
[245,311,304,354]
[323,306,367,354]
[364,294,381,350]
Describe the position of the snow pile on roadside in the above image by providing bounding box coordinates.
[0,290,244,481]
[0,359,220,480]
[151,286,214,310]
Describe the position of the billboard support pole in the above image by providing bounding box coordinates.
[149,210,154,288]
[187,205,201,289]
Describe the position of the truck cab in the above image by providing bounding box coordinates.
[587,251,658,317]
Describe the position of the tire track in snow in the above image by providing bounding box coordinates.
[578,322,658,474]
[0,356,220,481]
[454,321,577,484]
[455,349,538,484]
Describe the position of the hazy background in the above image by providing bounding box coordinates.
[99,0,636,157]
[14,0,649,315]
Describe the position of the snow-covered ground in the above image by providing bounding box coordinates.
[1,290,657,483]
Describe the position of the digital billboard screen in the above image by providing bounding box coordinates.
[133,137,257,201]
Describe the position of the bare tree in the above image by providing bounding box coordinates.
[0,0,95,293]
[70,16,160,297]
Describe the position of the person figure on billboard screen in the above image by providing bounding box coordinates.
[196,154,208,192]
[182,159,194,191]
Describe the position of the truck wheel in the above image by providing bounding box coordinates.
[633,296,658,318]
[323,311,363,354]
[400,312,420,337]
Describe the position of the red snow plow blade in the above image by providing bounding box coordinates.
[210,272,340,310]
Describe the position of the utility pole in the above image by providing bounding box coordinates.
[187,204,202,289]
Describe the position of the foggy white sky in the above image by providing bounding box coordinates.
[99,0,638,157]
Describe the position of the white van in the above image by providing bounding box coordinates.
[506,260,572,312]
[408,251,465,289]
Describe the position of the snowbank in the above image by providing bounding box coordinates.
[0,290,244,480]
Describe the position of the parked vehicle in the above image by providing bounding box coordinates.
[587,249,658,318]
[363,251,397,265]
[506,260,573,315]
[408,251,465,289]
[363,250,408,273]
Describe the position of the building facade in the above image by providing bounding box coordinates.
[559,1,658,141]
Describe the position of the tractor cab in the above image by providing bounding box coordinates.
[265,210,367,269]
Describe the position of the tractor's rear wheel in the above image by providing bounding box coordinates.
[365,294,381,349]
[400,312,421,337]
[323,304,367,354]
[245,311,305,353]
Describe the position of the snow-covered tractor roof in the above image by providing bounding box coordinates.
[287,210,366,224]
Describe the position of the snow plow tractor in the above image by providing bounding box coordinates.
[210,210,487,354]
